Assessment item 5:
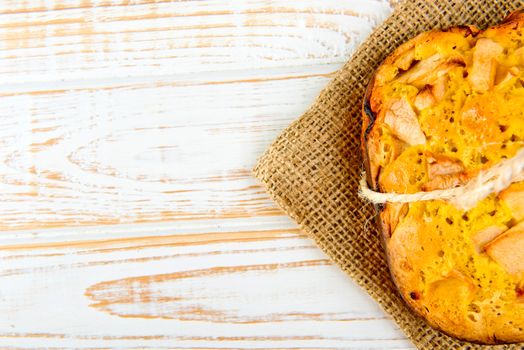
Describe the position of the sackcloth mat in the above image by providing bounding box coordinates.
[253,0,524,349]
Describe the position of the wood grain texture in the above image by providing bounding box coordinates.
[0,221,410,349]
[1,0,392,86]
[0,73,332,230]
[0,0,415,349]
[0,0,393,231]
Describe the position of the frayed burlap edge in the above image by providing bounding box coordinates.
[253,1,524,349]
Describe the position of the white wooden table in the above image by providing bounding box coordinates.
[0,1,415,348]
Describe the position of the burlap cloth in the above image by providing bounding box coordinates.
[253,0,524,348]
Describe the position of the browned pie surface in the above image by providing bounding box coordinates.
[363,10,524,344]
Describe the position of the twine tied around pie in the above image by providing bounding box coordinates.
[359,147,524,211]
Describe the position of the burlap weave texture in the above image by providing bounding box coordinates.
[253,1,524,348]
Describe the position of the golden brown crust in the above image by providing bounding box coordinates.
[362,10,524,344]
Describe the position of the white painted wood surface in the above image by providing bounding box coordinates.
[0,1,415,348]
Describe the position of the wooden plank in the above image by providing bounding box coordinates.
[0,0,394,231]
[0,222,411,349]
[0,0,393,84]
[0,74,335,231]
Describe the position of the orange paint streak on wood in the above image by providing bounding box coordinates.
[1,243,315,279]
[2,7,366,28]
[85,259,331,321]
[0,6,367,43]
[2,23,237,42]
[0,72,333,97]
[3,241,312,266]
[201,72,336,86]
[85,7,366,25]
[0,228,301,251]
[0,330,406,342]
[39,170,67,181]
[31,137,61,149]
[0,0,373,19]
[0,32,326,53]
[0,0,202,15]
[0,209,286,232]
[31,126,59,133]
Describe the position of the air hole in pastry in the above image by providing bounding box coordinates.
[468,314,477,322]
[462,213,469,221]
[446,217,454,225]
[468,303,481,313]
[480,155,489,164]
[511,134,521,142]
[449,117,455,123]
[499,124,508,132]
[451,146,458,152]
[437,250,445,257]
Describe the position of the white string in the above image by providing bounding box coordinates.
[359,148,524,211]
